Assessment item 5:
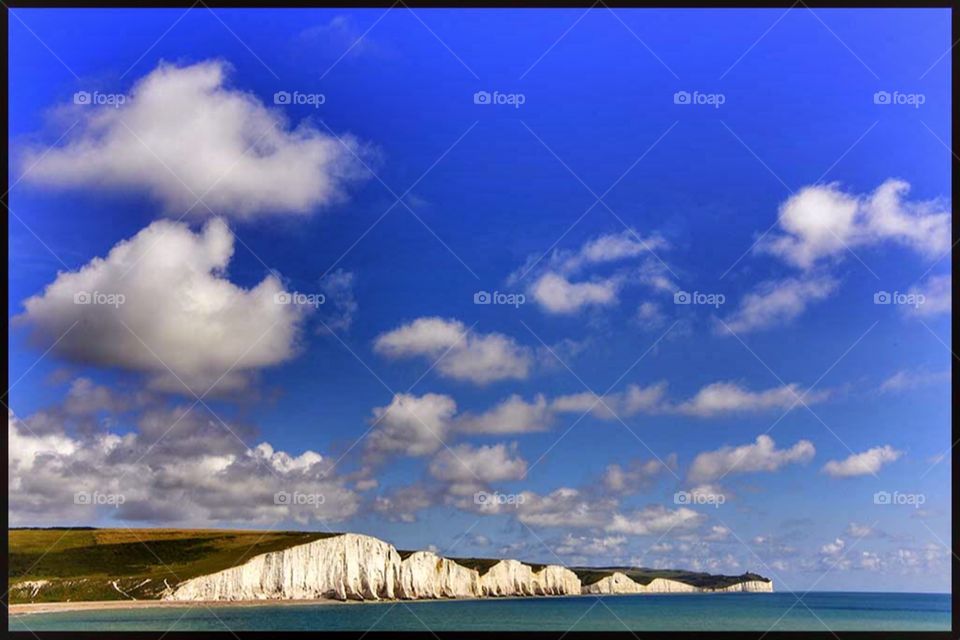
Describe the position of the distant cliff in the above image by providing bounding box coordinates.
[166,533,772,602]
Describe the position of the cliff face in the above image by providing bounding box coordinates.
[709,579,774,593]
[396,551,480,599]
[167,533,402,601]
[166,532,771,602]
[168,534,579,602]
[582,574,773,595]
[583,572,646,594]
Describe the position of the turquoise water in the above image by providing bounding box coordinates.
[10,592,950,631]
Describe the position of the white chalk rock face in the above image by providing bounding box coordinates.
[582,572,646,594]
[711,580,774,593]
[532,565,581,596]
[396,552,481,599]
[168,533,401,601]
[165,531,771,602]
[479,560,537,597]
[644,577,699,593]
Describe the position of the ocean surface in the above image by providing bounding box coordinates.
[10,592,950,632]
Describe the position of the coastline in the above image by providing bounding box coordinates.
[10,593,609,617]
[9,599,349,616]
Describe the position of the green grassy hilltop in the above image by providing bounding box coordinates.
[9,528,337,603]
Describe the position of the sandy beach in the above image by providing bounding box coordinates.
[9,599,350,617]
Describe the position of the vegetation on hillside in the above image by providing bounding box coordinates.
[9,528,338,603]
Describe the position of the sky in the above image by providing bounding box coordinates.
[6,7,952,593]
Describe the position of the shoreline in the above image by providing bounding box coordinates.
[9,594,604,617]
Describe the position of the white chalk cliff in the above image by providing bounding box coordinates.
[165,533,771,602]
[583,572,773,595]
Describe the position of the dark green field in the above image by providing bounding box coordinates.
[9,528,338,603]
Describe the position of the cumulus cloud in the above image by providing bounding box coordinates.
[605,506,703,536]
[24,60,368,219]
[550,382,668,420]
[602,455,676,494]
[429,442,527,496]
[365,393,457,458]
[455,394,552,435]
[373,317,532,384]
[9,408,359,526]
[720,275,838,334]
[761,180,950,269]
[18,218,305,394]
[372,484,436,523]
[688,435,815,483]
[512,230,674,315]
[549,381,822,420]
[675,382,827,416]
[513,487,616,529]
[529,273,619,314]
[822,445,902,477]
[554,534,627,557]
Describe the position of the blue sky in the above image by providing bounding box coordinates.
[7,8,952,592]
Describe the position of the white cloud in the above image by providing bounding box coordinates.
[456,394,552,435]
[822,445,902,477]
[761,180,950,269]
[906,274,951,317]
[688,435,816,483]
[550,382,668,420]
[880,368,950,393]
[675,382,826,416]
[316,269,358,332]
[820,537,846,557]
[373,317,531,384]
[720,275,838,334]
[529,273,619,314]
[18,218,305,394]
[606,506,703,536]
[554,534,627,556]
[704,525,732,541]
[602,455,676,494]
[429,442,527,495]
[845,522,877,538]
[24,60,368,219]
[365,393,456,458]
[372,484,435,523]
[512,230,673,315]
[514,487,615,529]
[9,409,359,526]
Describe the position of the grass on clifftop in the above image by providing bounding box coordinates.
[9,528,339,603]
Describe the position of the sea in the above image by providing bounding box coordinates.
[9,592,950,632]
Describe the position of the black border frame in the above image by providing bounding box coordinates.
[2,0,956,638]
